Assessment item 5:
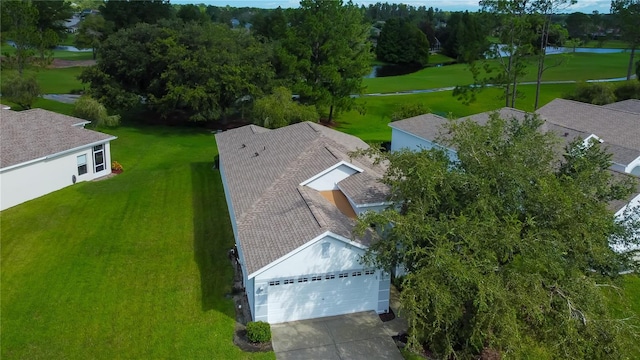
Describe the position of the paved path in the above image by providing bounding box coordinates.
[271,311,405,360]
[42,74,637,104]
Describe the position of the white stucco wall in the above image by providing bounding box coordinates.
[0,142,112,211]
[303,163,359,191]
[250,233,390,323]
[254,234,367,280]
[390,128,457,161]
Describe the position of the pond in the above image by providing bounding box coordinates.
[365,63,426,78]
[5,41,92,52]
[490,44,628,57]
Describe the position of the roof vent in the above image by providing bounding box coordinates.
[563,132,569,137]
[253,152,259,157]
[241,144,246,148]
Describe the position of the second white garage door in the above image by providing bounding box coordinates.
[265,269,379,323]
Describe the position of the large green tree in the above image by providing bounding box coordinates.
[479,0,534,107]
[281,0,371,122]
[100,0,175,32]
[611,0,640,81]
[355,114,639,359]
[74,14,111,59]
[376,18,429,66]
[530,0,575,110]
[440,11,488,62]
[80,21,274,122]
[32,1,74,62]
[1,1,38,76]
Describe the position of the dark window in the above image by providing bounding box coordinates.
[77,155,87,175]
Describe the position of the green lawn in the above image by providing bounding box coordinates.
[0,67,85,94]
[364,52,630,94]
[0,125,274,360]
[2,42,94,61]
[581,39,632,49]
[336,83,577,143]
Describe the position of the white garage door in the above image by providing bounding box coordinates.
[265,269,379,323]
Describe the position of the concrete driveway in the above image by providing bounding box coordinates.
[270,311,405,360]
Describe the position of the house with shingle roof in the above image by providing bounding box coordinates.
[0,108,116,210]
[389,98,640,251]
[216,121,392,324]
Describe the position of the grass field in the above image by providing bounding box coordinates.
[0,67,85,94]
[1,43,94,61]
[336,83,578,143]
[0,125,275,360]
[364,52,631,94]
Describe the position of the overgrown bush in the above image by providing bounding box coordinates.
[390,102,430,121]
[252,87,319,129]
[614,81,640,101]
[73,96,121,127]
[565,82,616,105]
[246,321,271,343]
[0,73,41,109]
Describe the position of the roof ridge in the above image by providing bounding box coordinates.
[297,186,327,228]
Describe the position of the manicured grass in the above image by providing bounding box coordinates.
[0,125,274,360]
[581,39,631,49]
[1,43,94,61]
[336,83,577,143]
[428,53,456,64]
[364,52,630,94]
[0,67,85,94]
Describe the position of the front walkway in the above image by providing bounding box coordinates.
[271,311,404,360]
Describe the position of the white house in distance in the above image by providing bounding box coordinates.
[216,121,392,324]
[0,106,116,211]
[389,98,640,250]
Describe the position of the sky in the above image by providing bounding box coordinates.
[172,0,615,14]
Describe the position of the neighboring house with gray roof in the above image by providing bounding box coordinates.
[216,121,392,324]
[0,108,116,210]
[389,98,640,251]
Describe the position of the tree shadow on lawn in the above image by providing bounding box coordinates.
[191,161,235,312]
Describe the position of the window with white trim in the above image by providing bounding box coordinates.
[338,273,349,278]
[365,269,375,275]
[297,277,308,283]
[77,155,87,175]
[352,271,362,277]
[311,276,322,281]
[283,279,295,285]
[321,242,330,258]
[325,274,335,280]
[268,280,280,286]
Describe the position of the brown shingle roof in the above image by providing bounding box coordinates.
[537,99,640,151]
[1,109,115,169]
[216,122,384,276]
[338,171,390,206]
[603,99,640,114]
[388,113,448,143]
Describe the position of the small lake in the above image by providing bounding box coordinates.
[5,41,92,52]
[491,44,628,57]
[366,62,463,78]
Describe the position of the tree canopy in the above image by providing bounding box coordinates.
[355,113,639,359]
[252,87,318,129]
[611,0,640,80]
[376,18,429,66]
[80,21,274,122]
[281,0,372,122]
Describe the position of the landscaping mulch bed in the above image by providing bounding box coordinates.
[49,59,96,68]
[379,307,396,322]
[229,251,273,352]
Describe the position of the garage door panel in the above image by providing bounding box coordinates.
[265,270,379,323]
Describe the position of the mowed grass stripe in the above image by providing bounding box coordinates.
[1,126,274,359]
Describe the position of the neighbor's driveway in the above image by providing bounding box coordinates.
[270,311,404,360]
